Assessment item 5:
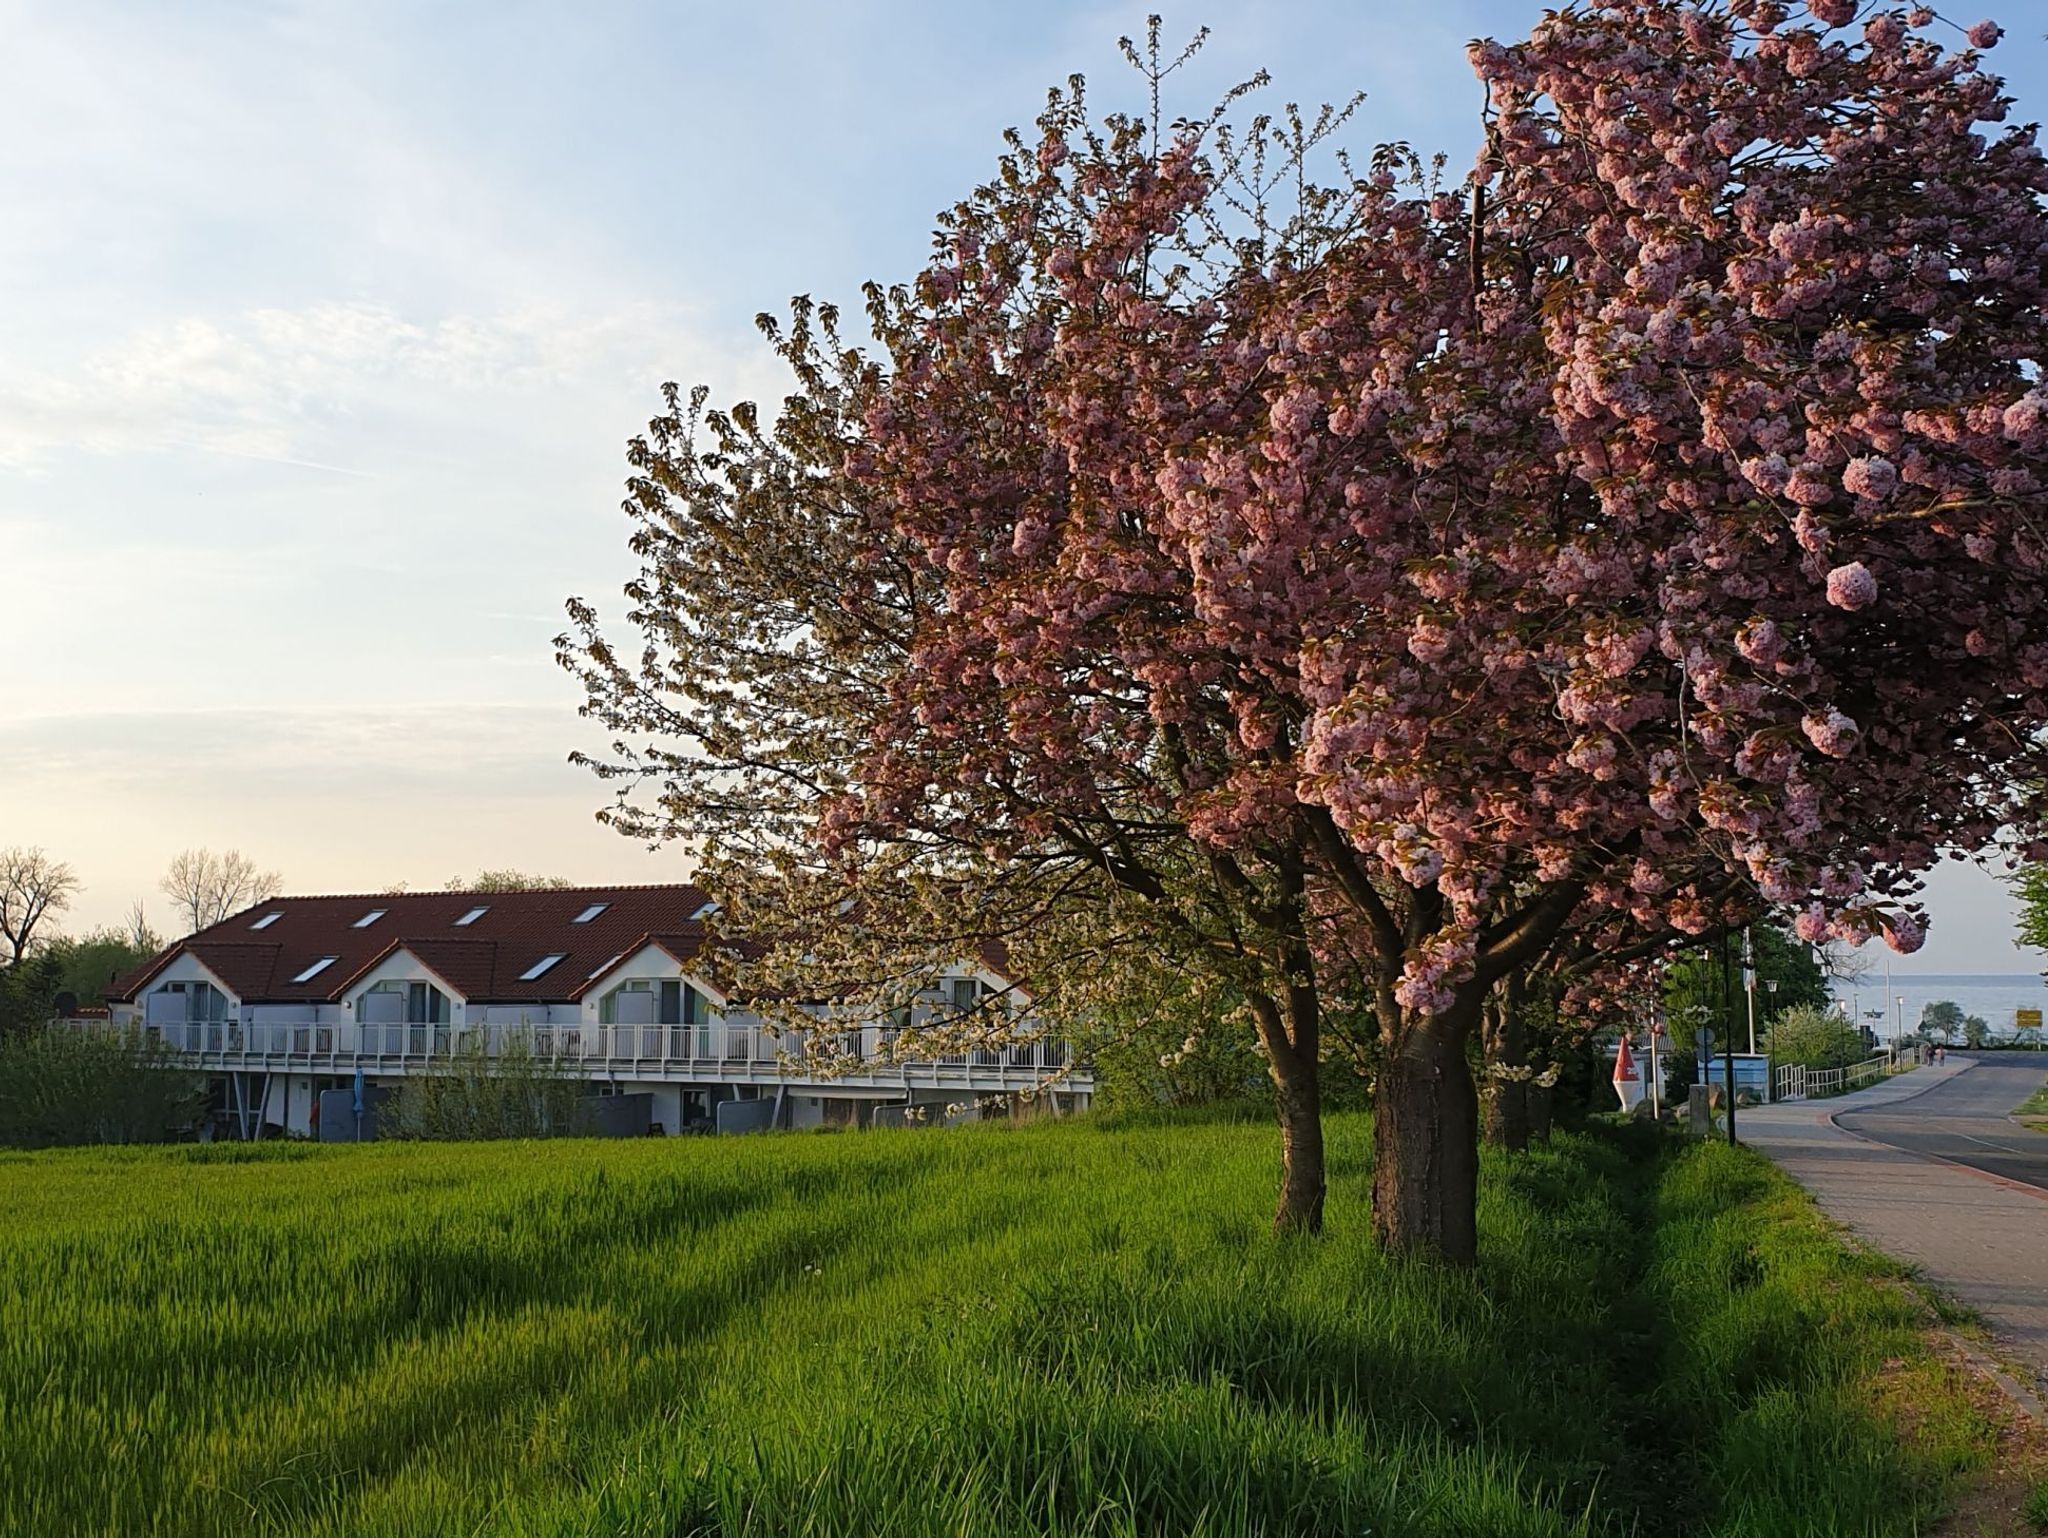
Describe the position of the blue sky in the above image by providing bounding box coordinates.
[5,0,2045,972]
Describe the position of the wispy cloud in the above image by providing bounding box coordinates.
[0,299,749,470]
[0,703,592,798]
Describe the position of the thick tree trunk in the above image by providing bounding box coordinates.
[1371,1000,1482,1265]
[1251,978,1325,1235]
[1480,983,1531,1154]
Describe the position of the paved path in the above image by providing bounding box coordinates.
[1739,1057,2048,1391]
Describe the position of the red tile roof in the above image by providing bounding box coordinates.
[111,885,725,1004]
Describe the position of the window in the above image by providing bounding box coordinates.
[690,900,719,921]
[950,978,982,1011]
[364,980,449,1023]
[600,979,704,1026]
[250,912,282,930]
[152,981,228,1023]
[352,909,387,928]
[573,903,609,924]
[455,906,488,926]
[292,957,337,984]
[520,953,565,981]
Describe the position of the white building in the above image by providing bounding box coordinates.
[106,884,1090,1138]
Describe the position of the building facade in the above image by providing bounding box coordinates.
[106,884,1090,1138]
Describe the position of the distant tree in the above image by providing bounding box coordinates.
[1764,1005,1867,1072]
[0,847,80,964]
[1663,924,1829,1053]
[160,850,281,935]
[1920,1000,1964,1044]
[448,870,574,893]
[2017,863,2048,965]
[122,899,161,954]
[1962,1015,1990,1049]
[44,929,160,1011]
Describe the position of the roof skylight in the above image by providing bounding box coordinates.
[250,912,282,930]
[519,953,566,981]
[455,906,489,926]
[690,900,720,921]
[572,903,609,924]
[352,909,387,928]
[292,957,338,984]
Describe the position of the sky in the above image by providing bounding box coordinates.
[4,1,2045,973]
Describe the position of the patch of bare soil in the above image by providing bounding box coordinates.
[1926,1334,2048,1538]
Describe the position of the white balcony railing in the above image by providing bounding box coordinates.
[112,1016,1082,1083]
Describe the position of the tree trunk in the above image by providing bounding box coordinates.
[1480,984,1531,1153]
[1251,979,1325,1235]
[1371,1000,1482,1265]
[1272,1051,1326,1235]
[1528,1079,1555,1142]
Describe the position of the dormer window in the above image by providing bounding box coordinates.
[573,903,609,924]
[147,980,229,1025]
[520,953,566,981]
[600,979,703,1026]
[250,912,282,930]
[455,906,488,926]
[352,909,387,928]
[293,957,337,984]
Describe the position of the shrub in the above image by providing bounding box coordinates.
[1764,1005,1867,1072]
[0,1026,206,1148]
[385,1036,590,1140]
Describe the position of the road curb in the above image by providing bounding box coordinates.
[1827,1102,2048,1204]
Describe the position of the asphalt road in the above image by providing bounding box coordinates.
[1837,1052,2048,1192]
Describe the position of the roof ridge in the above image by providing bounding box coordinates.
[227,882,706,902]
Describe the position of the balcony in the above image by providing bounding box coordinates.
[99,1015,1088,1089]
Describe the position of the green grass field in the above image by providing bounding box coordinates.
[0,1114,1992,1537]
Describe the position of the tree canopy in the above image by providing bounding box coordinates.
[160,850,281,935]
[565,3,2048,1261]
[0,848,79,965]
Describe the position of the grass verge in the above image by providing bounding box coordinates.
[2012,1080,2048,1128]
[0,1115,1998,1535]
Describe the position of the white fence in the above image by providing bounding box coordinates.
[1772,1053,1894,1102]
[57,1017,1074,1081]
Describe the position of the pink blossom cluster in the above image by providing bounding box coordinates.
[1824,561,1878,611]
[1395,928,1478,1015]
[824,0,2048,1037]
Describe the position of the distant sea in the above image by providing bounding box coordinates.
[1826,973,2048,1043]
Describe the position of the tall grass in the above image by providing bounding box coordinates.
[0,1116,1988,1536]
